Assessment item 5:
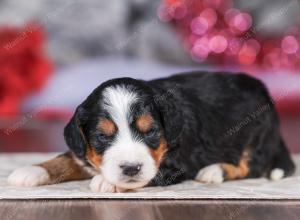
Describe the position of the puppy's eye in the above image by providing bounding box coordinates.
[97,132,111,141]
[96,134,104,141]
[144,127,156,136]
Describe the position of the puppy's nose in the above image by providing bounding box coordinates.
[120,163,142,177]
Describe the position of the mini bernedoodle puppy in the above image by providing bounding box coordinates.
[8,72,295,192]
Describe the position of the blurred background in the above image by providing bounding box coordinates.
[0,0,299,153]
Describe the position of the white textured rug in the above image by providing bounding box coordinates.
[0,153,299,200]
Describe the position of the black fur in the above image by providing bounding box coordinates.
[64,107,87,160]
[64,71,295,186]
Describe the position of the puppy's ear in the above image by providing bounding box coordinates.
[153,90,184,146]
[64,106,88,159]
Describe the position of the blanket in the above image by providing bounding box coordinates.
[0,153,299,199]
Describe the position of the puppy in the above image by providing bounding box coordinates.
[8,71,295,192]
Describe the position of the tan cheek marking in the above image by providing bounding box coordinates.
[98,119,116,136]
[86,146,102,169]
[150,138,167,166]
[221,150,250,180]
[136,114,153,133]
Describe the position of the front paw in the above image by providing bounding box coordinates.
[89,175,125,193]
[195,164,224,184]
[7,166,50,187]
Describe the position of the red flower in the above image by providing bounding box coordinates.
[0,24,53,116]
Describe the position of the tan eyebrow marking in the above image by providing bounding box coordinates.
[136,113,153,133]
[97,119,116,136]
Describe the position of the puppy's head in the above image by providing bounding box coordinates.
[64,78,171,189]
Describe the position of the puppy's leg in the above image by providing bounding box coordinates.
[195,151,250,184]
[7,152,92,187]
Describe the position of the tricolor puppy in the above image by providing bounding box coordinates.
[8,72,295,192]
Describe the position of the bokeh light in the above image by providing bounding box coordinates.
[201,8,217,28]
[191,37,210,61]
[190,17,209,35]
[162,0,300,71]
[281,36,299,54]
[232,12,252,32]
[209,35,228,53]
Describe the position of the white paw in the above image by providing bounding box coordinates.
[7,166,50,187]
[89,175,124,193]
[270,168,284,181]
[195,164,224,184]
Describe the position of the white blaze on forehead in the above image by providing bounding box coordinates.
[102,85,137,133]
[101,85,157,188]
